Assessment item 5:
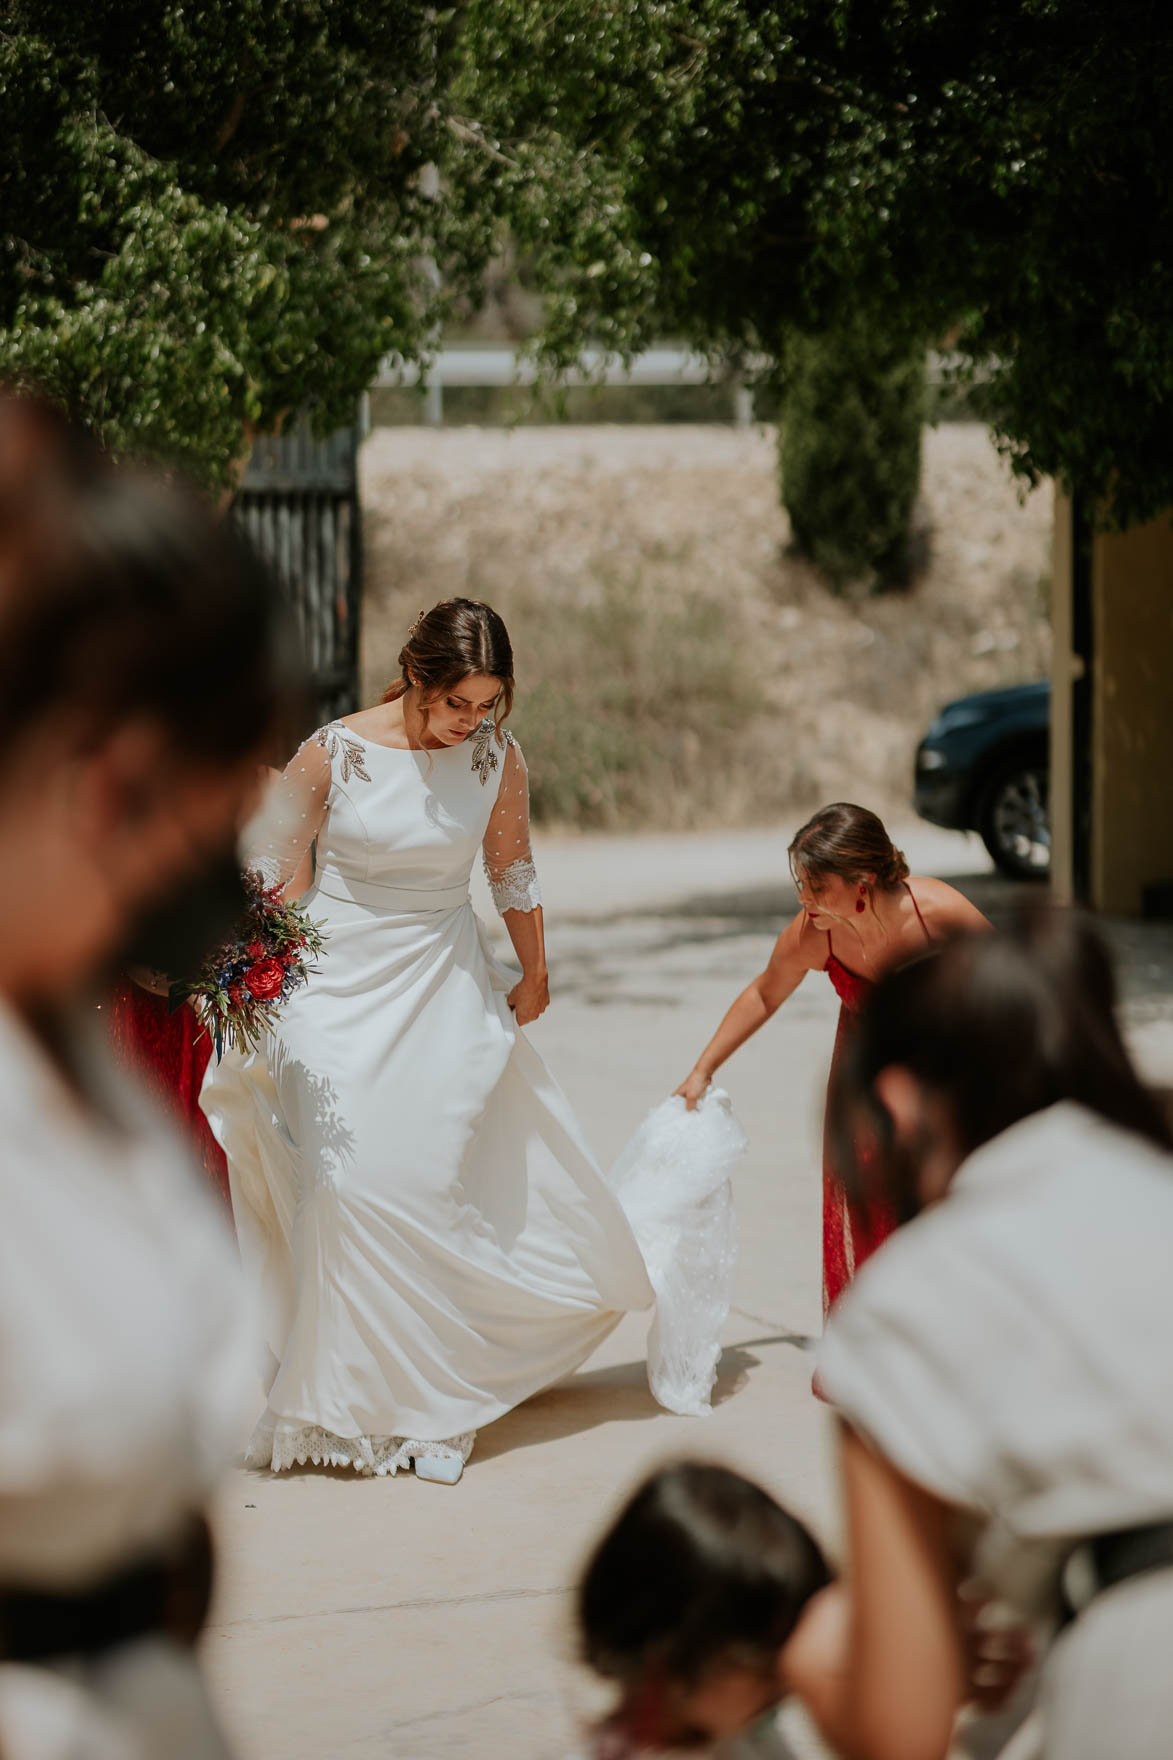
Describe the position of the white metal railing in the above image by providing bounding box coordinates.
[373,343,755,426]
[370,343,965,429]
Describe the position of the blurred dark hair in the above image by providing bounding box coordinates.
[578,1461,831,1688]
[836,904,1173,1220]
[789,802,909,893]
[382,597,514,730]
[0,393,304,772]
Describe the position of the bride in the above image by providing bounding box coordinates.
[202,598,738,1484]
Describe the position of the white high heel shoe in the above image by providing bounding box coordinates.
[413,1450,464,1485]
[407,1433,474,1484]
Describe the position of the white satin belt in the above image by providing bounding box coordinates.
[313,867,471,913]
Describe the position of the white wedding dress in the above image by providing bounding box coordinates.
[201,718,741,1475]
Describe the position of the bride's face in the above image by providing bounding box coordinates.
[422,673,503,746]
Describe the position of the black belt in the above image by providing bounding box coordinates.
[0,1515,214,1664]
[1061,1518,1173,1623]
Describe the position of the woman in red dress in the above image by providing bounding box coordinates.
[105,973,232,1206]
[676,804,989,1320]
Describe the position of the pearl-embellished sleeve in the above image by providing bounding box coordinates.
[482,737,542,916]
[240,730,332,888]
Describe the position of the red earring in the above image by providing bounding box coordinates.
[856,886,867,914]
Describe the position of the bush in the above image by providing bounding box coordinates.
[779,322,927,591]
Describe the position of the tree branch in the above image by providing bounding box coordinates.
[445,115,520,168]
[215,91,246,152]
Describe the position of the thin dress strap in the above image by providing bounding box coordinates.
[827,884,931,972]
[905,881,932,947]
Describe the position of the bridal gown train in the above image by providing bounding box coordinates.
[202,718,740,1474]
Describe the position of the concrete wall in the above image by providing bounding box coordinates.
[1091,513,1173,914]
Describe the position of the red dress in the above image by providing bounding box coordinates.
[821,886,932,1314]
[821,953,893,1314]
[104,978,231,1208]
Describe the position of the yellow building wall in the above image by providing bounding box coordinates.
[1092,514,1173,914]
[1049,494,1076,906]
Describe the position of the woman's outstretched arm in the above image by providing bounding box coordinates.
[674,910,820,1108]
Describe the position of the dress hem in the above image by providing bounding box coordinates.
[246,1420,477,1478]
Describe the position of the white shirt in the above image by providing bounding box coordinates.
[0,997,255,1590]
[819,1102,1173,1612]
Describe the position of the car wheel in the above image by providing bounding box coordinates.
[978,757,1050,879]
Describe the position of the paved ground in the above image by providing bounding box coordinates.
[203,825,1173,1760]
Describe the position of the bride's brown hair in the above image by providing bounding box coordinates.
[788,803,909,892]
[382,598,514,734]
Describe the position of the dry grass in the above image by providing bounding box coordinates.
[360,423,1052,830]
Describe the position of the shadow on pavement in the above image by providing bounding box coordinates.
[559,863,1173,1025]
[472,1359,661,1463]
[474,1333,813,1464]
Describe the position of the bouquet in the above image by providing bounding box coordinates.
[169,868,326,1058]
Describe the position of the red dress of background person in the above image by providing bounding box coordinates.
[105,975,230,1207]
[821,941,898,1310]
[102,776,318,1212]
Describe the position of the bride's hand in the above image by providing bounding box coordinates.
[673,1067,711,1111]
[508,971,550,1027]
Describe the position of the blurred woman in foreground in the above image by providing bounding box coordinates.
[791,909,1173,1760]
[0,395,297,1758]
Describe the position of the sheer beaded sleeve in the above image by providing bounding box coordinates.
[240,731,332,889]
[483,736,542,916]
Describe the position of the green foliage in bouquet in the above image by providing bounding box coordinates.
[169,869,325,1059]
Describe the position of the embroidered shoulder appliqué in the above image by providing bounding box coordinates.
[470,719,515,785]
[319,722,372,785]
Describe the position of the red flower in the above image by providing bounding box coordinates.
[244,940,267,960]
[228,984,245,1009]
[245,958,286,1001]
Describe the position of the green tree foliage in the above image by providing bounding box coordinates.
[444,0,1173,528]
[0,2,455,486]
[780,321,925,589]
[8,2,1171,524]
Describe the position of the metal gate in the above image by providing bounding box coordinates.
[232,416,362,729]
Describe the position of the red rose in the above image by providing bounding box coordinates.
[280,948,299,967]
[244,958,286,1001]
[244,940,267,960]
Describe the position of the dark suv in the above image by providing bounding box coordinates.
[914,680,1050,878]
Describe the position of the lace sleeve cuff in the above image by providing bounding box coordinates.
[485,855,542,916]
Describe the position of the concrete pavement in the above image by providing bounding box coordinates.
[203,823,1173,1759]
